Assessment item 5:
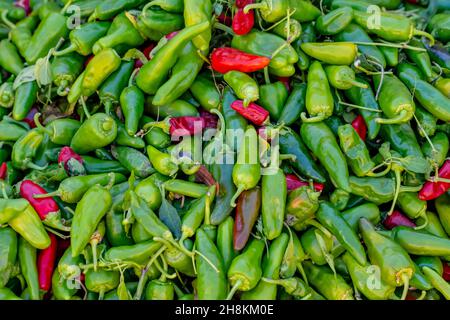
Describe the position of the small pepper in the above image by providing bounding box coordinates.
[419,160,450,201]
[301,42,357,65]
[11,129,46,171]
[383,210,416,230]
[37,233,57,292]
[325,65,368,90]
[232,7,254,36]
[12,80,38,121]
[231,100,269,126]
[233,187,261,251]
[58,146,85,176]
[18,236,40,300]
[285,174,324,192]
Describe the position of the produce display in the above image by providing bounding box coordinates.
[1,0,450,301]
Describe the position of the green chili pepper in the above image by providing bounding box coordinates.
[227,238,265,299]
[35,117,81,147]
[301,42,357,65]
[422,266,450,300]
[140,116,171,149]
[0,39,23,76]
[85,269,120,300]
[81,48,122,97]
[303,261,354,300]
[241,233,289,300]
[0,227,17,288]
[277,82,306,126]
[0,80,15,109]
[0,288,22,300]
[340,203,380,231]
[136,21,210,95]
[435,193,450,236]
[359,218,414,300]
[272,18,302,42]
[224,71,259,107]
[53,21,111,56]
[391,226,450,257]
[9,15,38,58]
[379,46,399,67]
[195,228,227,300]
[381,123,424,159]
[12,81,38,121]
[316,7,353,35]
[285,186,320,231]
[146,98,199,119]
[82,156,128,175]
[119,85,144,137]
[397,192,428,226]
[221,87,247,152]
[422,132,449,168]
[105,210,134,247]
[416,105,437,138]
[301,122,351,192]
[289,0,321,22]
[230,125,261,207]
[330,189,350,211]
[114,121,145,149]
[18,237,40,300]
[144,280,174,300]
[188,74,220,112]
[88,0,146,21]
[0,121,28,142]
[338,124,375,177]
[335,23,386,68]
[146,145,178,177]
[325,66,368,90]
[70,113,118,154]
[133,177,161,211]
[217,216,236,273]
[71,184,112,257]
[11,129,46,171]
[137,6,184,41]
[111,146,154,179]
[105,240,162,265]
[51,52,85,97]
[243,0,287,23]
[23,12,69,64]
[67,71,85,106]
[131,222,152,243]
[342,252,396,300]
[231,31,299,77]
[258,81,288,121]
[183,0,211,53]
[164,240,195,277]
[300,61,334,122]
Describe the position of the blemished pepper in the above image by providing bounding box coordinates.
[241,233,289,300]
[0,39,23,76]
[18,237,40,300]
[301,42,357,65]
[325,66,368,90]
[304,261,354,300]
[111,146,154,179]
[210,47,271,74]
[391,226,450,257]
[11,129,46,171]
[277,82,306,126]
[230,125,261,207]
[342,252,396,300]
[85,269,120,300]
[153,42,204,107]
[231,31,299,77]
[231,101,269,126]
[195,228,227,300]
[99,60,135,114]
[435,193,450,236]
[338,124,375,177]
[224,71,259,107]
[285,186,320,232]
[0,80,15,109]
[189,74,220,112]
[183,0,212,53]
[316,7,353,36]
[0,227,17,288]
[301,61,334,122]
[258,81,288,121]
[88,0,146,21]
[70,113,118,154]
[92,12,144,55]
[359,218,415,300]
[34,173,126,204]
[81,48,122,97]
[53,21,111,56]
[227,238,265,299]
[233,187,261,251]
[301,122,351,192]
[51,52,85,97]
[12,81,38,121]
[217,216,237,273]
[136,21,210,95]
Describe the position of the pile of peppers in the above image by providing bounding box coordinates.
[0,0,450,301]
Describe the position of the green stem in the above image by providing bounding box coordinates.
[264,67,271,85]
[134,245,166,300]
[414,211,428,230]
[400,273,410,301]
[352,41,427,52]
[1,11,16,29]
[376,110,410,124]
[79,98,91,118]
[300,113,326,123]
[53,43,77,57]
[413,29,435,47]
[387,170,402,216]
[230,186,245,208]
[226,280,242,301]
[338,101,382,113]
[214,22,234,35]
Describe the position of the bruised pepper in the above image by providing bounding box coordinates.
[301,61,334,123]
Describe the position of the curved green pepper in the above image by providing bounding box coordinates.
[316,7,353,35]
[137,7,184,41]
[259,81,288,121]
[0,39,23,75]
[301,42,357,65]
[0,227,17,288]
[325,65,368,90]
[85,269,120,300]
[224,71,259,107]
[11,129,46,171]
[243,0,288,23]
[183,0,212,53]
[12,81,38,121]
[112,146,154,179]
[277,82,306,126]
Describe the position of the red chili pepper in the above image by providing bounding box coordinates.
[285,174,324,192]
[0,162,7,180]
[277,77,291,92]
[165,31,179,40]
[23,107,38,128]
[232,8,254,36]
[419,160,450,201]
[14,0,30,14]
[218,12,233,26]
[37,233,57,291]
[234,187,261,251]
[211,47,271,74]
[194,165,219,195]
[20,180,59,221]
[236,0,254,8]
[58,146,85,176]
[351,115,367,141]
[443,262,450,281]
[383,210,416,230]
[135,43,156,69]
[169,116,206,137]
[200,110,218,129]
[231,100,269,126]
[56,238,71,260]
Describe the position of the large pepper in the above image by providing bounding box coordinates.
[11,129,46,171]
[51,52,85,97]
[137,7,184,41]
[301,61,334,122]
[340,203,380,231]
[301,42,357,65]
[288,0,321,22]
[88,0,147,21]
[231,31,299,77]
[0,39,23,75]
[325,65,368,90]
[301,122,351,192]
[381,123,424,159]
[136,21,210,95]
[258,81,288,121]
[391,226,450,257]
[12,80,38,121]
[9,15,37,58]
[183,0,212,53]
[92,12,144,55]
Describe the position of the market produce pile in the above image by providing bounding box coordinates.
[1,0,450,301]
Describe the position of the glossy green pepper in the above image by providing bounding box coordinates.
[301,42,357,65]
[88,0,147,21]
[381,123,425,159]
[51,52,85,97]
[12,81,38,121]
[325,65,368,90]
[224,71,259,107]
[258,81,288,121]
[111,146,154,179]
[391,226,450,257]
[217,216,236,273]
[278,82,306,126]
[11,129,46,171]
[18,237,40,300]
[0,227,17,288]
[0,39,23,75]
[272,18,302,42]
[85,269,120,300]
[243,0,287,23]
[435,193,450,236]
[105,240,162,265]
[340,203,380,231]
[82,156,128,175]
[137,7,184,41]
[285,186,320,231]
[316,7,353,35]
[189,74,220,112]
[183,0,211,53]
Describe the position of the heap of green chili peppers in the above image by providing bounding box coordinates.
[0,0,450,301]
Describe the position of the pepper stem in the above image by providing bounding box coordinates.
[413,29,435,47]
[400,273,410,301]
[57,81,70,96]
[143,120,170,134]
[1,11,16,29]
[346,79,369,89]
[264,67,271,85]
[375,110,410,125]
[33,190,61,199]
[52,43,77,57]
[414,211,428,230]
[417,290,427,300]
[296,262,308,286]
[230,186,245,208]
[387,169,402,216]
[33,113,52,136]
[134,245,167,300]
[226,280,242,301]
[27,162,48,171]
[307,220,332,239]
[79,98,91,119]
[214,22,234,36]
[352,41,427,52]
[300,112,326,123]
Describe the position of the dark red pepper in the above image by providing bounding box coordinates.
[231,100,269,126]
[169,116,206,138]
[443,262,450,281]
[285,174,324,192]
[56,238,71,260]
[0,162,7,180]
[20,180,68,231]
[218,13,233,26]
[236,0,254,8]
[234,187,261,251]
[419,160,450,201]
[383,210,416,230]
[351,115,367,141]
[210,47,271,74]
[58,146,85,176]
[14,0,30,15]
[23,107,39,129]
[37,233,57,291]
[277,76,291,92]
[200,110,218,129]
[195,165,219,194]
[135,43,156,69]
[232,8,254,36]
